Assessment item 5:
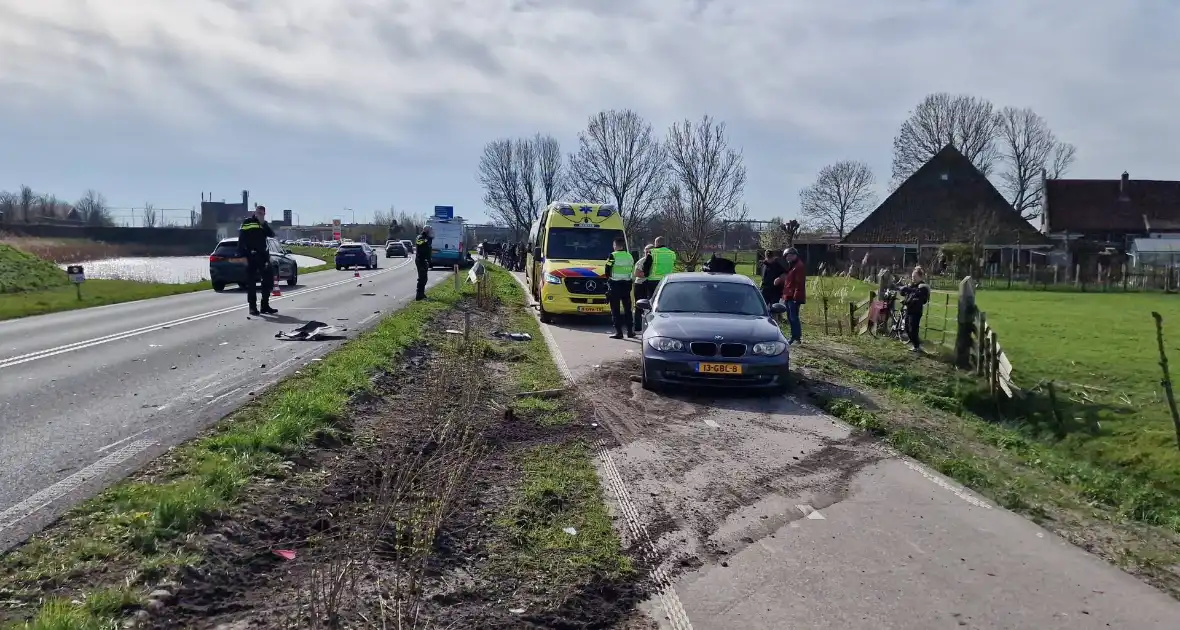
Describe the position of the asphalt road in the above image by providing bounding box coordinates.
[509,271,1180,629]
[0,261,445,549]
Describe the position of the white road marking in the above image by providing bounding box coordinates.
[0,260,412,371]
[796,504,826,520]
[0,440,156,533]
[357,312,381,326]
[95,428,153,453]
[509,271,693,630]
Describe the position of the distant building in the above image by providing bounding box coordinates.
[1041,171,1180,268]
[201,190,251,239]
[841,144,1048,268]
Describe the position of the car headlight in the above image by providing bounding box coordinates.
[647,336,684,352]
[752,341,787,356]
[543,272,562,284]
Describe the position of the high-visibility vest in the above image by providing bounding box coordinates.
[607,251,634,281]
[649,247,676,280]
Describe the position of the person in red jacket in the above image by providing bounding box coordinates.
[774,247,806,344]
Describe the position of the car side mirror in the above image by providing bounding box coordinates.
[635,299,651,311]
[769,302,787,314]
[533,247,542,260]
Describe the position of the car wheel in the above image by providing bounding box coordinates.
[287,273,298,287]
[336,265,342,271]
[212,281,226,292]
[539,305,553,324]
[641,360,659,392]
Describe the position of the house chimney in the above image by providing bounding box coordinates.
[1119,171,1130,201]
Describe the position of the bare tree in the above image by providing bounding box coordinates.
[477,139,531,239]
[75,189,112,226]
[799,161,878,238]
[18,185,36,223]
[660,115,747,269]
[534,133,566,205]
[995,106,1077,221]
[892,93,999,183]
[568,109,668,235]
[0,191,16,222]
[142,202,158,227]
[514,137,541,222]
[372,206,394,226]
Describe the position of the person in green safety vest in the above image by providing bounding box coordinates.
[602,236,636,339]
[648,236,676,284]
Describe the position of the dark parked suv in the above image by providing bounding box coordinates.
[208,237,299,292]
[385,240,408,258]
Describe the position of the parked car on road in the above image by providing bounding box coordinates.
[401,239,414,253]
[385,240,408,258]
[636,272,789,393]
[208,237,299,292]
[335,242,379,270]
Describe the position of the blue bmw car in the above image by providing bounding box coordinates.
[636,272,790,393]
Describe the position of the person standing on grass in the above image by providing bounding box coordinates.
[760,249,785,306]
[632,244,655,332]
[237,204,277,317]
[899,265,931,353]
[775,247,806,344]
[602,236,636,339]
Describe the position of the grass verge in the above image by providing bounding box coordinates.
[0,271,465,628]
[793,335,1180,596]
[488,264,634,592]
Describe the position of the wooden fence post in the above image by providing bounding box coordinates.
[848,301,856,335]
[941,293,950,347]
[955,276,977,369]
[976,311,987,376]
[822,297,829,335]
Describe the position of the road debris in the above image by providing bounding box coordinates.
[275,321,343,341]
[493,331,532,341]
[272,549,296,560]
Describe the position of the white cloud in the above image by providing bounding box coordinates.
[0,0,1177,216]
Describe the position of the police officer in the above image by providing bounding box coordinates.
[602,236,635,339]
[238,204,277,316]
[414,225,433,300]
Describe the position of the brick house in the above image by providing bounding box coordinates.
[1041,171,1180,268]
[841,144,1049,270]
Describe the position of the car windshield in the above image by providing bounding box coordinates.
[656,281,768,316]
[545,228,624,260]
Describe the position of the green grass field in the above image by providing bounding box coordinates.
[969,291,1180,492]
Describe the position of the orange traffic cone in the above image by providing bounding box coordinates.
[271,275,282,297]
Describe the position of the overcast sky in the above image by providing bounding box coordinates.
[0,0,1175,226]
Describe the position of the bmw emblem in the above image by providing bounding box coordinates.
[714,335,724,340]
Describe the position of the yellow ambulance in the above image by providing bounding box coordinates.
[525,202,628,323]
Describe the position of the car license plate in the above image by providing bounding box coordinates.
[697,362,742,375]
[577,306,607,313]
[229,257,246,263]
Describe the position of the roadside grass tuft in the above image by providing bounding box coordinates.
[495,441,633,580]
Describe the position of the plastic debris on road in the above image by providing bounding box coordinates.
[272,549,296,560]
[493,331,532,341]
[275,321,343,341]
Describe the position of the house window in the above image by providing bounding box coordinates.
[940,173,949,181]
